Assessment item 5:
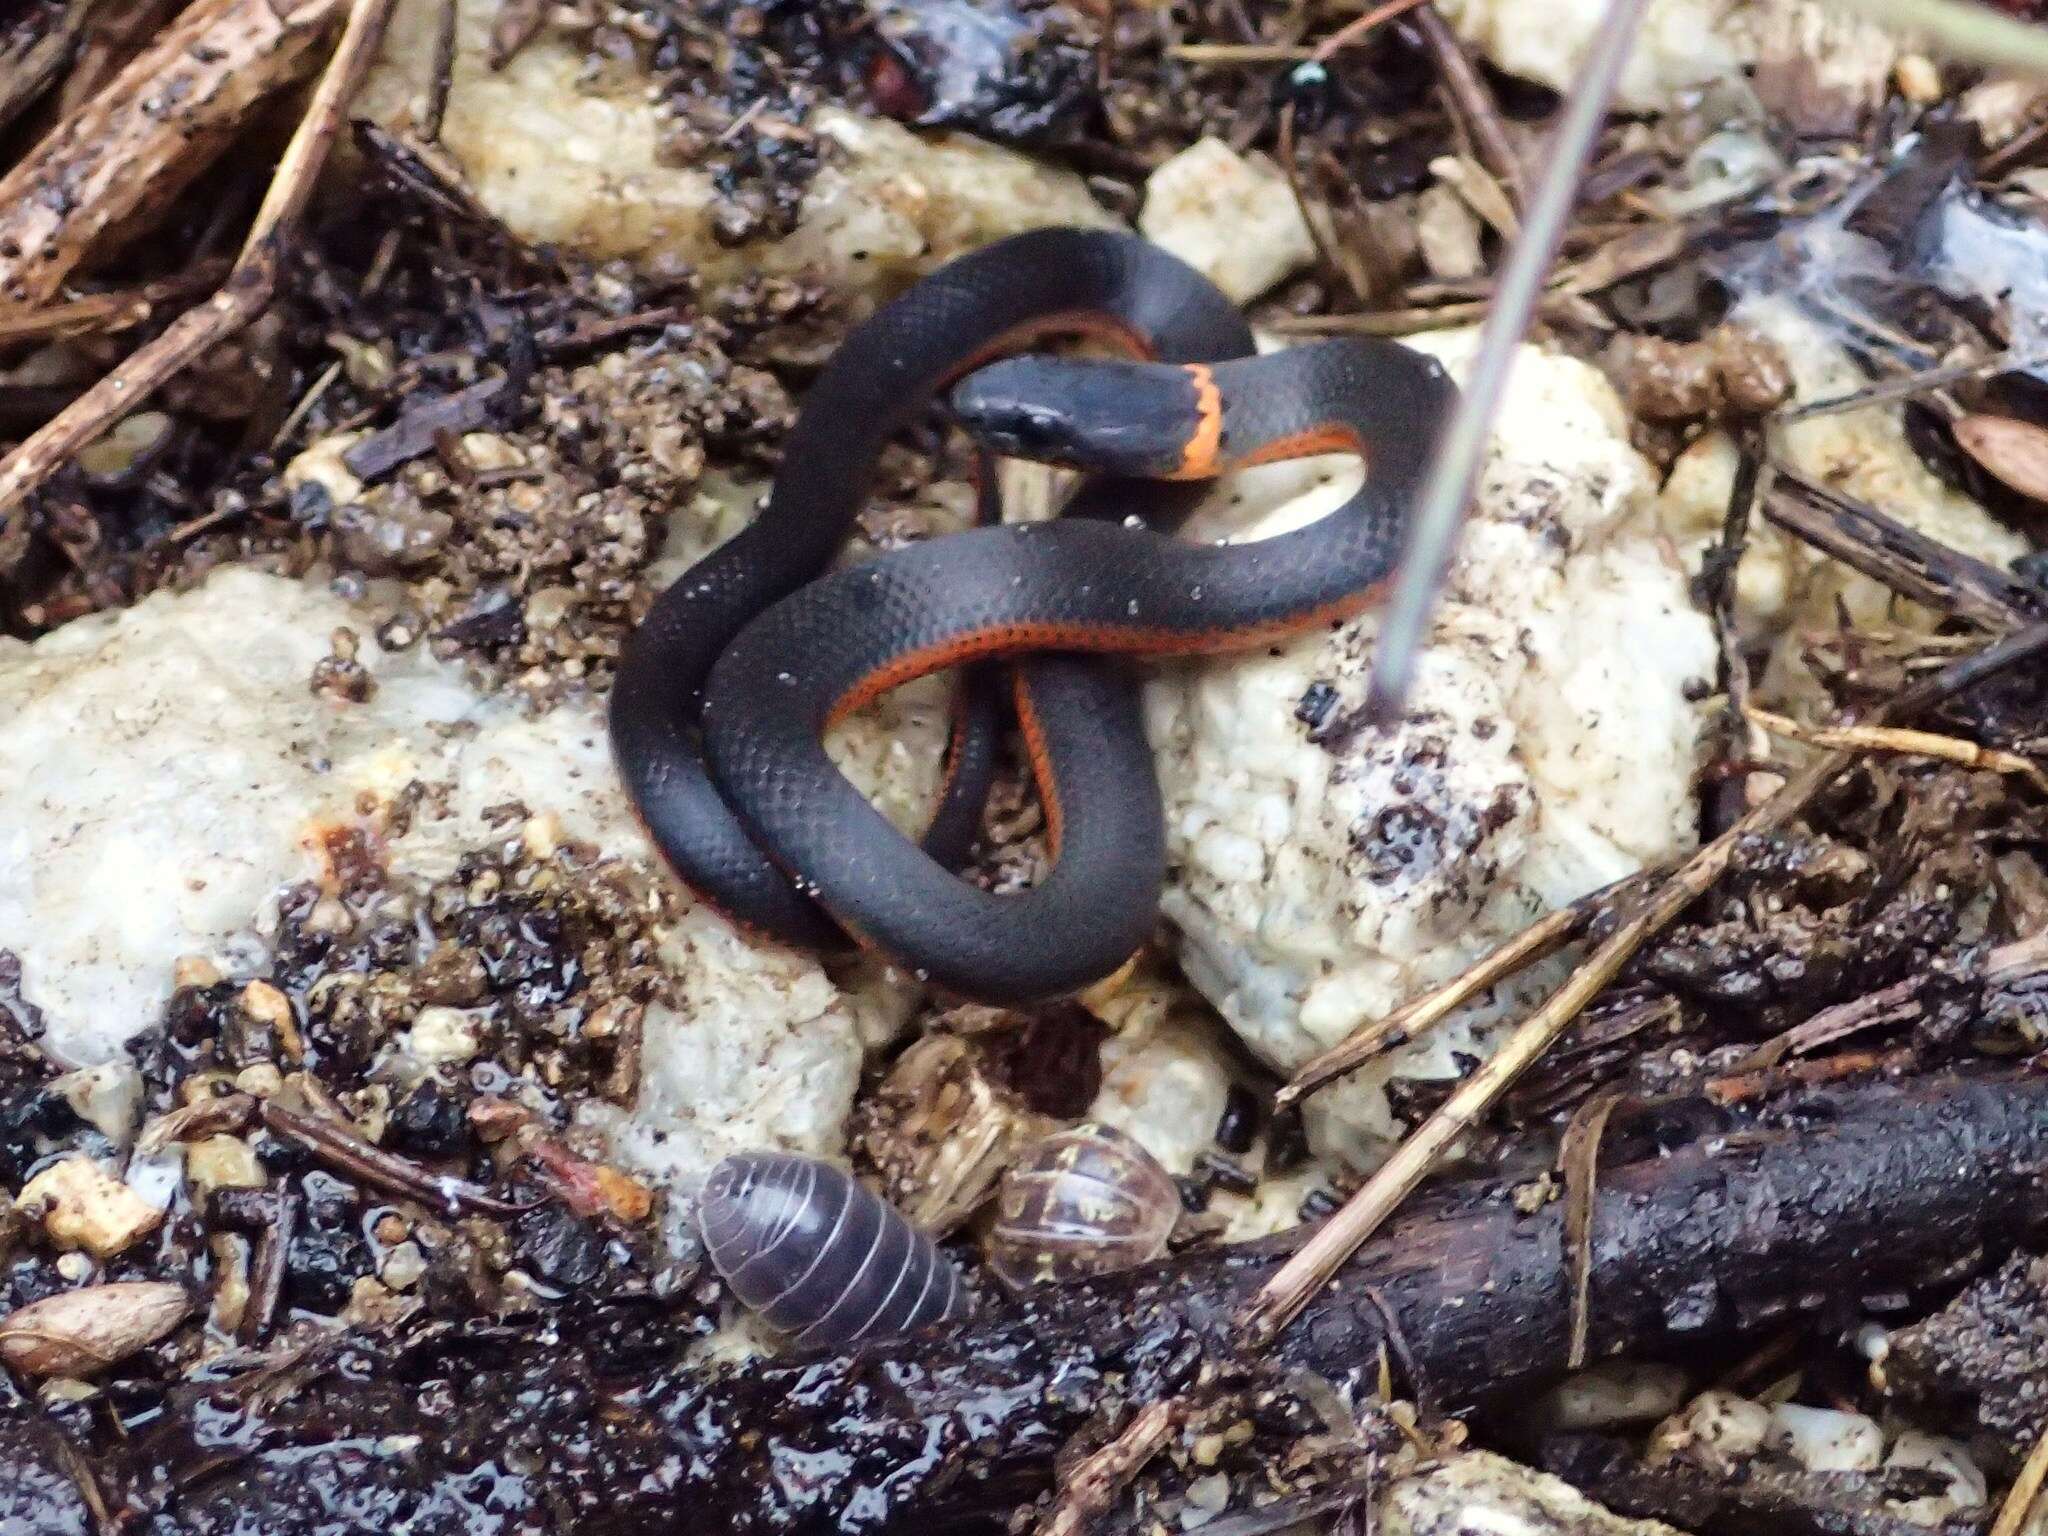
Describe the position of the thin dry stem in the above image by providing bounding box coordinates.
[1169,41,1314,63]
[1239,747,1834,1350]
[1748,706,2048,794]
[1276,879,1638,1111]
[1411,3,1525,210]
[0,260,229,347]
[1990,1421,2048,1536]
[1309,0,1428,62]
[424,0,458,141]
[1559,1093,1625,1370]
[1742,928,2048,1070]
[1268,299,1492,335]
[0,0,399,569]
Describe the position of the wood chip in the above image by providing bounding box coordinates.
[341,375,508,482]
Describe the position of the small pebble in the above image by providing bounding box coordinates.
[1536,1362,1689,1432]
[380,1241,427,1291]
[20,1158,165,1259]
[1182,1472,1231,1522]
[408,1006,484,1065]
[234,1064,284,1098]
[185,1135,266,1199]
[1894,53,1942,106]
[172,955,223,990]
[1649,1390,1772,1464]
[52,1062,143,1147]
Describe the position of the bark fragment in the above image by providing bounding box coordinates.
[0,0,343,310]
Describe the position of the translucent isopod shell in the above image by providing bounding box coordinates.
[697,1151,971,1350]
[987,1122,1179,1288]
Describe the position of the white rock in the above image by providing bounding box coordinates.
[1380,1449,1686,1535]
[0,569,461,1065]
[0,564,925,1200]
[380,1240,427,1291]
[1088,1015,1232,1177]
[404,1006,485,1066]
[1659,299,2029,670]
[580,906,864,1193]
[1139,138,1316,305]
[18,1158,163,1259]
[1148,336,1713,1160]
[51,1062,142,1147]
[1535,1362,1691,1432]
[1766,1402,1884,1473]
[359,0,1114,301]
[1885,1430,1988,1522]
[1648,1390,1774,1463]
[1433,0,1894,116]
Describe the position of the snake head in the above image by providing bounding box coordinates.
[950,357,1207,478]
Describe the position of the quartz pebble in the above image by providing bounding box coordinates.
[1764,1402,1884,1473]
[1138,138,1314,305]
[19,1158,165,1259]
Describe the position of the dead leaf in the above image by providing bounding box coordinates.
[1956,413,2048,503]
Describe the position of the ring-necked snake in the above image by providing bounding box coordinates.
[610,227,1455,1005]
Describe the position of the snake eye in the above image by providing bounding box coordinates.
[1001,407,1071,456]
[956,395,1077,464]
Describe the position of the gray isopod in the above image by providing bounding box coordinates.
[697,1151,971,1349]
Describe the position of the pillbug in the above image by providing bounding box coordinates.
[987,1122,1178,1289]
[697,1151,970,1349]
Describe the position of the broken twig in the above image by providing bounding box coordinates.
[1410,4,1525,211]
[259,1100,525,1219]
[1762,469,2043,630]
[1990,1423,2048,1536]
[1039,1401,1180,1536]
[0,1,93,135]
[1746,706,2048,794]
